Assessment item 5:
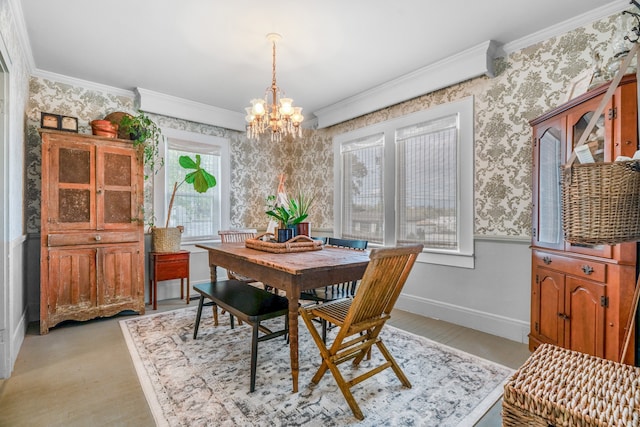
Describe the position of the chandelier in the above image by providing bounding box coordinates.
[245,33,304,142]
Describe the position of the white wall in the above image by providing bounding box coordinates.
[397,238,531,343]
[0,0,31,378]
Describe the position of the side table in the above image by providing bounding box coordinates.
[149,250,190,310]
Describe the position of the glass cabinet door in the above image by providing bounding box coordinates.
[533,120,564,250]
[565,95,613,258]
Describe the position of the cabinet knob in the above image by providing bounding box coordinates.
[97,189,102,194]
[95,235,102,241]
[543,256,552,265]
[581,265,594,275]
[558,312,570,320]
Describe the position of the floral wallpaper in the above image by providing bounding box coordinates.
[26,11,624,238]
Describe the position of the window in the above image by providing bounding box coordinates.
[334,97,474,268]
[156,128,230,243]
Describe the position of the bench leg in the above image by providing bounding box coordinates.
[250,322,259,393]
[194,295,205,339]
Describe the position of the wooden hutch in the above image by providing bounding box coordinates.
[39,130,145,334]
[529,74,639,364]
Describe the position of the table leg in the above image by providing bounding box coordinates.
[288,294,299,393]
[148,256,153,306]
[208,261,219,326]
[153,277,158,311]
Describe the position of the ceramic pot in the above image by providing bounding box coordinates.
[277,228,295,243]
[296,222,311,237]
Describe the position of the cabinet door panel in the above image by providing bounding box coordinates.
[99,244,141,305]
[565,277,605,357]
[96,146,141,230]
[46,140,96,231]
[47,248,97,315]
[534,267,565,346]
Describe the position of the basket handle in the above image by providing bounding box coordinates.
[565,43,640,168]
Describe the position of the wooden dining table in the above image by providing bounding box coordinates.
[195,241,370,392]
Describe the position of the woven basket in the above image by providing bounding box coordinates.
[562,160,640,245]
[151,227,182,252]
[245,233,323,253]
[503,344,640,427]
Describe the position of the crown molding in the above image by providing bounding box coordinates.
[136,88,246,131]
[314,40,498,129]
[32,68,135,98]
[8,0,34,72]
[501,0,630,55]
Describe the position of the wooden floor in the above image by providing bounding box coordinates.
[0,299,530,426]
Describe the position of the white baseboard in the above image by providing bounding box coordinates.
[0,307,26,379]
[396,293,530,344]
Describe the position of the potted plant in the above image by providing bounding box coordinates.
[289,189,316,237]
[265,195,308,242]
[119,111,164,180]
[152,154,217,252]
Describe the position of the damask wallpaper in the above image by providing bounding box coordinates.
[25,11,623,238]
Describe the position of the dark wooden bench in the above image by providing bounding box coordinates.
[192,280,289,392]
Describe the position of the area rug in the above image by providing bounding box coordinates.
[120,307,514,426]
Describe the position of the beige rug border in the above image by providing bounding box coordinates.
[120,306,514,426]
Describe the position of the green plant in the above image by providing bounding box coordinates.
[165,154,216,228]
[265,194,310,228]
[289,189,316,223]
[119,111,164,179]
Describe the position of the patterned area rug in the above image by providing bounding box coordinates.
[120,307,513,426]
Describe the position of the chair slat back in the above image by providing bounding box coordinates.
[326,237,368,250]
[343,244,422,328]
[219,229,257,243]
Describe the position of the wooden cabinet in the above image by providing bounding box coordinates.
[40,130,145,334]
[529,74,638,364]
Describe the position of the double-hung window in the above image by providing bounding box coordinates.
[334,97,474,268]
[156,128,230,243]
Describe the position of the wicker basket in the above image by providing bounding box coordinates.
[562,160,640,245]
[245,233,323,253]
[151,227,182,252]
[503,344,640,427]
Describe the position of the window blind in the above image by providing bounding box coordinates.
[341,133,384,243]
[166,143,221,240]
[396,114,458,249]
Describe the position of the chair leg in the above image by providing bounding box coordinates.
[193,295,205,339]
[325,358,365,421]
[322,319,328,343]
[250,322,259,393]
[375,340,411,388]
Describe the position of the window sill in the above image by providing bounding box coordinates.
[416,251,474,269]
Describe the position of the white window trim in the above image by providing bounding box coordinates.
[333,96,474,268]
[155,127,231,243]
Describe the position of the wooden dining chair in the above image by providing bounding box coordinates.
[214,229,258,325]
[218,229,258,282]
[299,244,423,420]
[301,237,368,304]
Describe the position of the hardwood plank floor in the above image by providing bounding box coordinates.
[0,299,530,426]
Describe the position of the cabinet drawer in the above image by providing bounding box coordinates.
[533,252,606,282]
[48,231,139,247]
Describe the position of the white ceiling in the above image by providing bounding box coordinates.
[19,0,628,122]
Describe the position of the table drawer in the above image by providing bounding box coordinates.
[533,251,606,282]
[48,231,139,247]
[155,260,189,280]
